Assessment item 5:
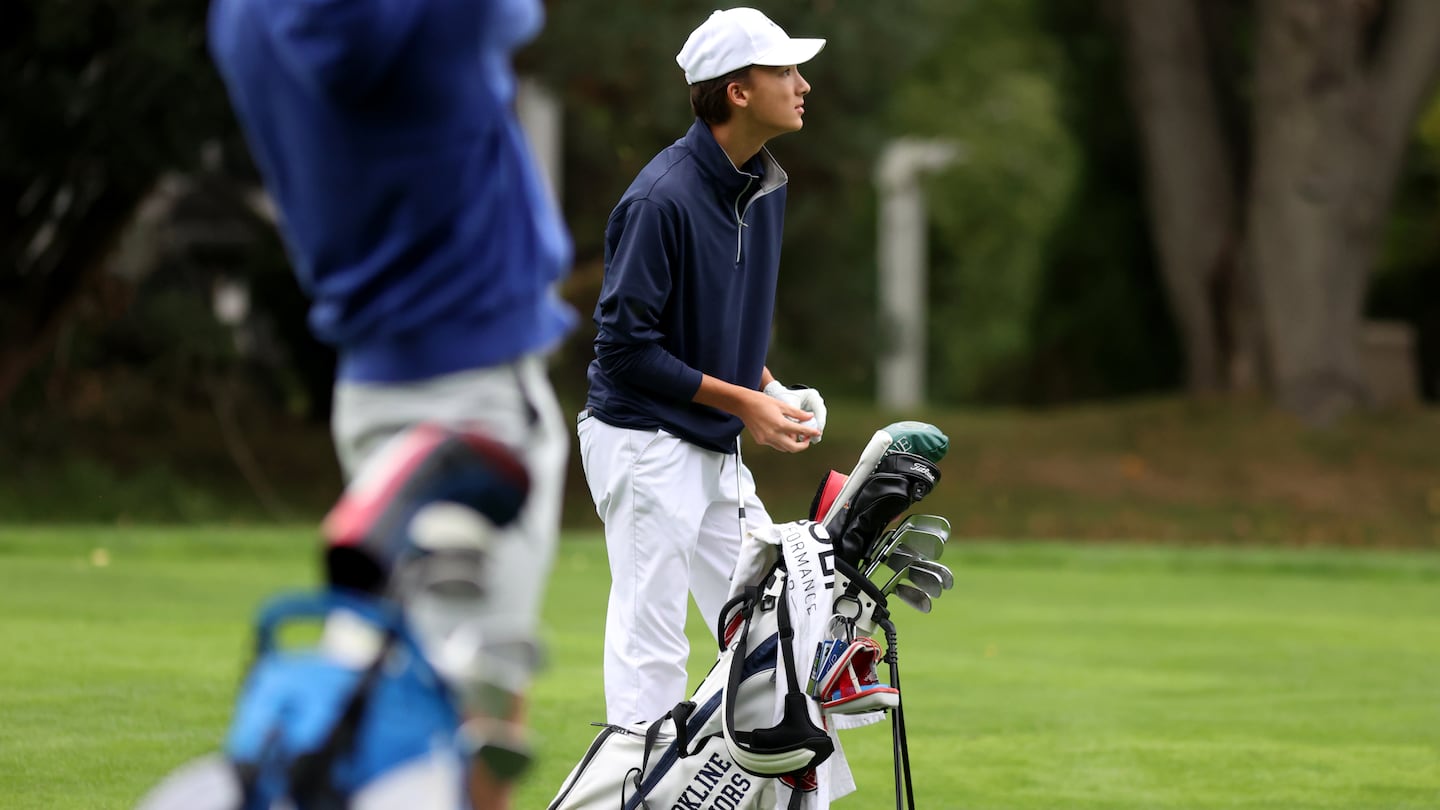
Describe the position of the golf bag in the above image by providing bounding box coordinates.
[136,424,533,810]
[135,590,472,810]
[548,420,948,810]
[549,555,834,810]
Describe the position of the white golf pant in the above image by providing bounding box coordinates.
[577,415,772,725]
[330,352,568,696]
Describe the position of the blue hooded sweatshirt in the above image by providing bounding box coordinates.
[208,0,573,383]
[585,120,789,453]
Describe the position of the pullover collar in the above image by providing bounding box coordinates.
[683,118,788,200]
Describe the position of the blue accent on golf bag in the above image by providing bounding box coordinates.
[225,589,467,810]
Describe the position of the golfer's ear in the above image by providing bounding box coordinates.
[727,80,748,108]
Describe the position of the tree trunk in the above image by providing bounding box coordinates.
[1117,0,1243,394]
[0,187,142,404]
[1248,0,1440,424]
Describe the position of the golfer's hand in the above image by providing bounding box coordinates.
[742,390,821,453]
[763,381,827,442]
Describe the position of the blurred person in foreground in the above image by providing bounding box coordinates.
[577,7,829,726]
[207,0,573,805]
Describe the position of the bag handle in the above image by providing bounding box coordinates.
[621,701,695,810]
[254,590,398,653]
[249,589,445,686]
[715,589,753,650]
[639,701,693,781]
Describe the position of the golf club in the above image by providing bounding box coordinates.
[906,513,952,539]
[891,525,945,563]
[874,546,921,592]
[909,559,953,591]
[860,527,899,576]
[901,566,944,599]
[821,429,895,526]
[861,513,925,561]
[893,583,932,614]
[862,516,947,575]
[856,514,929,575]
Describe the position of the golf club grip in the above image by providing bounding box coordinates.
[821,430,893,526]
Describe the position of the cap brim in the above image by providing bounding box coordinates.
[751,37,826,69]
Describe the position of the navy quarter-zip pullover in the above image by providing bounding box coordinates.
[585,119,789,453]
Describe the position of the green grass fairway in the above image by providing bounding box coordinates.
[1,528,1438,809]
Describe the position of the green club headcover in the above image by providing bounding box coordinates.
[882,421,948,463]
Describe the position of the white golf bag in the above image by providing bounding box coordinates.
[548,519,912,810]
[550,422,948,810]
[548,535,830,809]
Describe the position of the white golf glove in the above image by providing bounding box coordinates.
[764,380,827,442]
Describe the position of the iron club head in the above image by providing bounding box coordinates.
[893,583,932,614]
[885,524,946,562]
[905,514,951,539]
[909,559,953,591]
[903,566,945,598]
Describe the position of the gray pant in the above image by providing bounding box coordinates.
[331,352,568,693]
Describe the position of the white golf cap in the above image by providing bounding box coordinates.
[676,7,826,85]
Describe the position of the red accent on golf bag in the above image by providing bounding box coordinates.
[320,423,529,594]
[809,470,849,522]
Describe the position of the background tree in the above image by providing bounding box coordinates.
[1116,0,1440,422]
[883,0,1086,403]
[1019,3,1184,404]
[0,0,231,404]
[1368,99,1440,399]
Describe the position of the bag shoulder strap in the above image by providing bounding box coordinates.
[772,573,805,696]
[284,627,399,807]
[722,567,833,776]
[727,567,806,707]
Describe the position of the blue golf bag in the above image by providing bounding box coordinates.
[135,589,471,809]
[137,423,533,810]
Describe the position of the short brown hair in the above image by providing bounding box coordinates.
[689,66,752,125]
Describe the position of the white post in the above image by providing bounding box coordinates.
[875,139,960,410]
[515,77,564,207]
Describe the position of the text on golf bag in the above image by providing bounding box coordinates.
[669,752,754,810]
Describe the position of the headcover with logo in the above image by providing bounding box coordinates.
[321,423,530,595]
[824,451,941,567]
[882,420,949,463]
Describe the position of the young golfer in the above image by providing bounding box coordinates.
[208,0,571,805]
[578,7,829,725]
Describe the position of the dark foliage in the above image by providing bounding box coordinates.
[1023,3,1182,402]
